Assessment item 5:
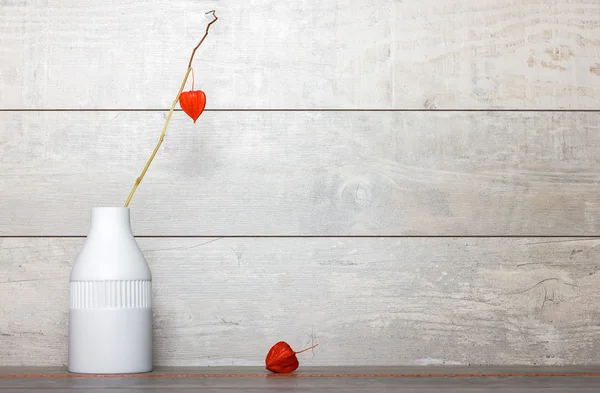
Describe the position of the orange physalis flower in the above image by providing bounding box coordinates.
[179,90,206,123]
[265,341,319,373]
[179,68,206,123]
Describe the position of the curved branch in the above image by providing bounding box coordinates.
[188,10,218,69]
[124,10,218,207]
[124,67,193,207]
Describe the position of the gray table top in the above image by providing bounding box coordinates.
[1,366,599,392]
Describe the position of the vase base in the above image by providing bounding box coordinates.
[67,368,153,374]
[68,308,153,375]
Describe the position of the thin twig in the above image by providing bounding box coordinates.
[188,10,218,69]
[124,67,192,207]
[295,344,319,355]
[124,10,218,207]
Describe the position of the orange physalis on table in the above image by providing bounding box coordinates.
[265,341,319,373]
[179,69,206,123]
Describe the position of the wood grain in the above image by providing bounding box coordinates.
[2,237,600,367]
[3,369,600,393]
[2,370,600,393]
[1,111,600,236]
[1,0,599,109]
[4,365,600,377]
[392,0,600,110]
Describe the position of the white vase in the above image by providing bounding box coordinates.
[68,207,153,374]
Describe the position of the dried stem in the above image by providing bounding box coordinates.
[188,10,218,69]
[124,10,218,207]
[295,344,319,355]
[124,67,192,207]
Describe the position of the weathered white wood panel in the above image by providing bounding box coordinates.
[1,0,599,109]
[2,237,600,366]
[0,0,392,109]
[392,0,600,109]
[1,111,600,236]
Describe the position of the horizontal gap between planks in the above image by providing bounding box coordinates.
[1,109,600,112]
[2,235,600,239]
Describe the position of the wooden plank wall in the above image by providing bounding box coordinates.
[1,0,600,367]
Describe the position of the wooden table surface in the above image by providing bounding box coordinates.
[1,366,600,392]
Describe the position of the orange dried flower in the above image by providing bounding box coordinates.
[179,89,206,123]
[124,10,218,207]
[179,67,206,123]
[265,341,319,373]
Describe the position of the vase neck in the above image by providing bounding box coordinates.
[89,207,133,236]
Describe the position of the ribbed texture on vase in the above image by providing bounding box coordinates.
[70,280,152,309]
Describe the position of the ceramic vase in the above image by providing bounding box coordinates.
[68,207,153,374]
